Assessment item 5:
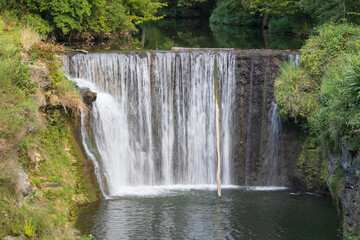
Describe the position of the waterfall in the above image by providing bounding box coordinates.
[289,52,301,66]
[63,51,236,196]
[62,50,295,196]
[264,102,284,185]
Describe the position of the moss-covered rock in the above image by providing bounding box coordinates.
[294,136,329,194]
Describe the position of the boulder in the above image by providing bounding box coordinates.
[17,169,33,197]
[80,89,97,105]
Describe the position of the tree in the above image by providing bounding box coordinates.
[298,0,360,25]
[241,0,300,29]
[2,0,165,38]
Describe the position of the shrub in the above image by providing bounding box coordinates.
[276,23,360,150]
[21,14,54,38]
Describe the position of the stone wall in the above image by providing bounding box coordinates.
[230,50,299,186]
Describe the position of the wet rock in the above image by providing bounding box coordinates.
[80,89,97,105]
[230,50,298,186]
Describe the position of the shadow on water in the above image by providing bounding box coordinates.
[76,188,339,240]
[68,19,305,51]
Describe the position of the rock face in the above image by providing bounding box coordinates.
[292,136,329,195]
[30,65,62,108]
[328,143,360,237]
[80,89,97,105]
[229,50,299,186]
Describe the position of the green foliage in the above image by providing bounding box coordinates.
[276,24,360,145]
[81,234,94,240]
[210,0,260,26]
[299,0,360,25]
[31,177,42,189]
[318,54,360,150]
[210,0,304,33]
[1,0,165,38]
[0,19,38,147]
[268,14,313,35]
[276,61,319,120]
[0,19,37,95]
[296,136,328,191]
[22,0,92,34]
[23,220,35,238]
[210,0,359,35]
[241,0,300,17]
[21,14,54,37]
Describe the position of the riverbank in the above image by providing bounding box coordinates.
[0,17,101,239]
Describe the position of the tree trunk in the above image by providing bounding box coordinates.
[263,30,270,49]
[263,0,270,30]
[141,27,146,48]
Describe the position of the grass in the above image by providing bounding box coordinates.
[0,14,100,239]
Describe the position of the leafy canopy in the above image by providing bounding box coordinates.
[1,0,165,36]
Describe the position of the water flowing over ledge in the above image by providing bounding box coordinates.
[62,50,300,197]
[106,185,288,197]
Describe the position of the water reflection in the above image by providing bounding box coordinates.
[76,188,338,239]
[68,19,305,51]
[136,19,304,50]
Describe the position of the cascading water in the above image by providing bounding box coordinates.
[264,101,284,185]
[63,51,236,196]
[289,52,301,66]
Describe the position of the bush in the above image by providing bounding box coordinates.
[21,14,54,38]
[275,23,360,150]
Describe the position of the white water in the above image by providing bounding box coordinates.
[63,52,236,197]
[108,185,288,197]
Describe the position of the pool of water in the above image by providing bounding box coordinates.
[76,186,339,239]
[69,19,305,51]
